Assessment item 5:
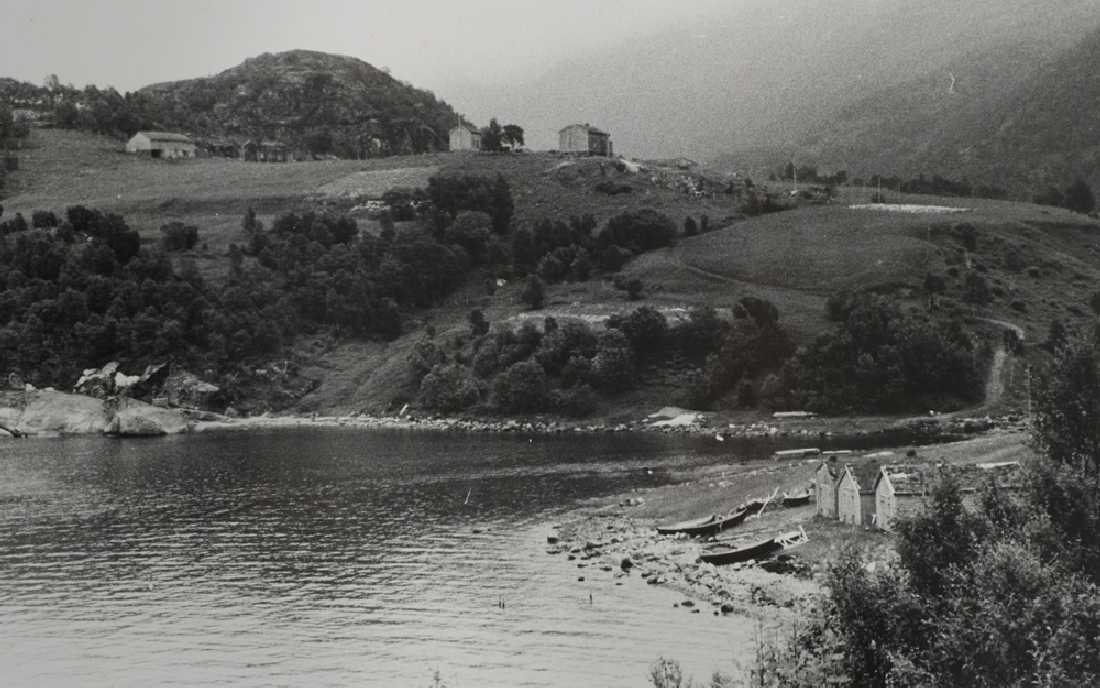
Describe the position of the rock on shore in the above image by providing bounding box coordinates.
[1,388,190,437]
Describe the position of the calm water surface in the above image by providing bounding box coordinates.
[0,430,794,687]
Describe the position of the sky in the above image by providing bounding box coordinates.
[1,0,729,96]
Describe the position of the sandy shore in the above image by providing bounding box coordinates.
[541,430,1034,623]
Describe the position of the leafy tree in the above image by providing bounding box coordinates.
[590,329,635,392]
[501,124,524,149]
[492,359,548,412]
[419,363,480,412]
[31,211,59,228]
[480,118,503,152]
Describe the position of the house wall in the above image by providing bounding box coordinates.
[815,465,837,518]
[875,481,896,530]
[589,133,611,156]
[838,473,862,525]
[559,126,590,153]
[450,128,480,151]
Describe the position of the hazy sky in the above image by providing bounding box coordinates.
[2,0,728,95]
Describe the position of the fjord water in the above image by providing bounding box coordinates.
[0,430,766,687]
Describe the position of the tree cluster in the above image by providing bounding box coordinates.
[797,295,984,414]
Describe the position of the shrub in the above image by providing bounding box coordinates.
[599,209,676,254]
[160,221,199,252]
[962,272,991,304]
[593,180,632,195]
[520,275,546,310]
[590,330,635,392]
[1063,177,1096,214]
[553,384,598,417]
[418,363,480,412]
[31,210,59,228]
[468,309,489,336]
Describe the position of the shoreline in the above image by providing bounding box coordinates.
[539,430,1034,625]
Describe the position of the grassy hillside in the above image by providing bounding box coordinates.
[5,128,1099,418]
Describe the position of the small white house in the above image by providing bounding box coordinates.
[125,131,196,159]
[875,463,934,531]
[449,124,482,152]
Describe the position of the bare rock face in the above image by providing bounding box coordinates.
[107,398,188,437]
[18,389,109,434]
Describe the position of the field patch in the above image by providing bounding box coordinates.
[318,166,439,198]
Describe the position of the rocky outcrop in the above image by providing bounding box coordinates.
[0,388,190,437]
[163,371,222,409]
[18,388,110,435]
[74,362,121,399]
[106,398,189,437]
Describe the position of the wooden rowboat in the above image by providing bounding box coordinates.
[656,508,749,537]
[699,529,806,566]
[782,490,812,507]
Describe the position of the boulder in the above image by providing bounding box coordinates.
[106,398,188,437]
[18,389,109,434]
[74,362,120,398]
[6,372,24,389]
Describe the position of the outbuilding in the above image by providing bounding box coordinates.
[558,123,613,157]
[814,457,842,518]
[125,131,196,159]
[837,462,882,527]
[875,463,935,531]
[449,123,482,152]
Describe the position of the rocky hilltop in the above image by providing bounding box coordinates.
[139,50,460,157]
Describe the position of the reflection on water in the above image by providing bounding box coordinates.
[0,430,776,687]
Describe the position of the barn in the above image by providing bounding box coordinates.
[449,124,482,152]
[875,463,934,531]
[125,131,196,159]
[837,462,882,527]
[558,123,613,157]
[814,457,842,518]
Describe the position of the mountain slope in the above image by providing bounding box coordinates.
[139,50,460,157]
[798,25,1100,193]
[453,0,1100,159]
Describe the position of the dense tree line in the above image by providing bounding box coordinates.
[795,294,984,414]
[755,334,1100,687]
[1033,176,1096,214]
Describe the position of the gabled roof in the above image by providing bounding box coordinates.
[136,131,194,143]
[877,463,935,496]
[842,461,885,494]
[451,122,479,133]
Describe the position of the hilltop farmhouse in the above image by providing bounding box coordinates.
[558,123,612,157]
[125,131,196,159]
[449,123,482,152]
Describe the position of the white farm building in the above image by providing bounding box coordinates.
[125,131,197,159]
